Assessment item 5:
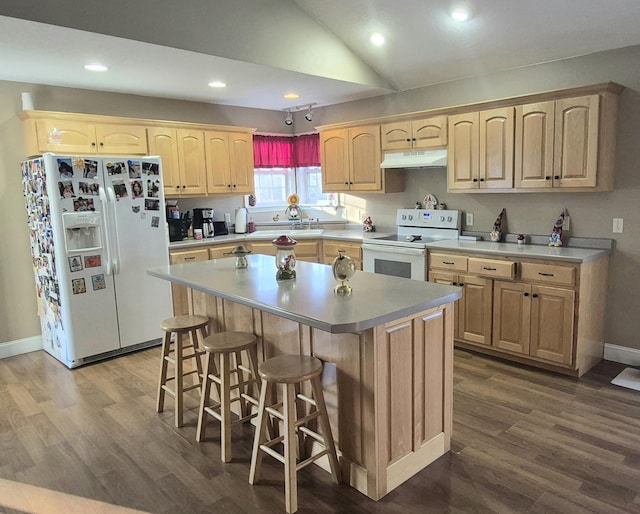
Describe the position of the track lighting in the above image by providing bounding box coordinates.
[304,104,314,122]
[284,110,293,126]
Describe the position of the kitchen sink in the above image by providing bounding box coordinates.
[245,229,324,239]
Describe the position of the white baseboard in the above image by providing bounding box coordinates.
[604,343,640,367]
[0,336,43,360]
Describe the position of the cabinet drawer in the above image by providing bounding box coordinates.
[169,249,209,264]
[520,262,575,286]
[468,258,516,279]
[295,241,321,257]
[208,245,238,260]
[323,240,361,260]
[429,253,468,272]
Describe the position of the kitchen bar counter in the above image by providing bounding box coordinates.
[426,239,610,263]
[148,255,461,500]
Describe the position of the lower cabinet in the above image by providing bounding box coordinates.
[429,250,608,376]
[322,239,363,269]
[248,239,321,263]
[168,248,209,315]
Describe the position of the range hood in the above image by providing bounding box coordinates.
[380,149,447,169]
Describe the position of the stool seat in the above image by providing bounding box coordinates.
[156,314,208,428]
[258,354,322,383]
[249,354,341,513]
[196,331,261,463]
[160,314,209,333]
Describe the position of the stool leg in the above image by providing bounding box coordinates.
[249,379,270,485]
[235,351,248,418]
[189,328,204,387]
[220,351,232,462]
[156,331,171,413]
[310,375,341,484]
[175,331,184,428]
[283,382,298,514]
[196,351,213,442]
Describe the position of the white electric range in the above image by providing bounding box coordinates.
[362,209,461,281]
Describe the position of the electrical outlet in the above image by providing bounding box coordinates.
[613,217,624,234]
[466,213,474,226]
[563,215,570,232]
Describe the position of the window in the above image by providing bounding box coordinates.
[252,134,336,208]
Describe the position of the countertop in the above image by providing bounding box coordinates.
[147,254,461,334]
[425,239,611,263]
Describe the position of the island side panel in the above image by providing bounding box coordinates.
[373,304,454,499]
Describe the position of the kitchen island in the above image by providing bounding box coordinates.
[148,255,461,500]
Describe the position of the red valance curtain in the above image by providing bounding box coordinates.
[253,134,320,168]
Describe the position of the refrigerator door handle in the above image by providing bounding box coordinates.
[106,186,122,275]
[98,186,114,275]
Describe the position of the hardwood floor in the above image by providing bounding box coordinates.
[0,347,639,513]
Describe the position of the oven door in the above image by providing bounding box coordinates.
[362,243,427,281]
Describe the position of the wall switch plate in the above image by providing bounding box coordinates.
[613,218,624,233]
[466,213,474,226]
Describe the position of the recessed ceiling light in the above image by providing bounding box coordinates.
[84,63,108,72]
[449,3,474,22]
[369,32,386,46]
[284,92,300,99]
[208,81,227,88]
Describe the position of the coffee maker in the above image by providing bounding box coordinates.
[193,208,215,238]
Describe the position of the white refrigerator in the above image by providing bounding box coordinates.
[22,153,173,368]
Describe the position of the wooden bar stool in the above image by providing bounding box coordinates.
[196,331,260,462]
[156,314,208,428]
[249,354,341,514]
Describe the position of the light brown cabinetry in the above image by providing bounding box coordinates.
[204,131,254,194]
[429,250,608,376]
[515,95,602,190]
[320,126,404,193]
[249,239,321,263]
[322,239,362,269]
[148,128,207,197]
[447,107,514,191]
[381,116,447,151]
[208,244,239,260]
[28,119,148,155]
[168,248,209,315]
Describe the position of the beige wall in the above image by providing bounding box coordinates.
[1,44,640,354]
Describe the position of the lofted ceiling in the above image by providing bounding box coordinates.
[1,0,640,112]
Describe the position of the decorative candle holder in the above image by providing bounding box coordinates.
[225,245,251,269]
[332,249,356,295]
[272,235,297,280]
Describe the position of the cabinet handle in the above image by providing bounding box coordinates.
[412,138,416,142]
[538,272,554,277]
[545,176,551,180]
[406,138,411,142]
[91,142,96,147]
[452,282,458,286]
[482,266,497,271]
[176,185,180,189]
[345,181,349,185]
[99,142,104,147]
[182,185,186,189]
[554,175,560,180]
[473,178,478,182]
[524,292,530,296]
[442,261,455,265]
[532,293,538,298]
[459,282,464,286]
[184,256,196,261]
[480,178,485,182]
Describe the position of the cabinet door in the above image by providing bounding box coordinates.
[492,281,531,355]
[529,285,575,365]
[412,116,447,148]
[429,270,461,339]
[95,124,148,154]
[35,120,96,153]
[447,112,479,190]
[204,131,232,194]
[381,121,412,151]
[229,132,255,194]
[553,95,599,188]
[169,249,209,315]
[514,101,555,189]
[479,107,514,189]
[176,129,207,195]
[459,274,492,345]
[321,129,350,191]
[148,127,181,196]
[349,125,382,191]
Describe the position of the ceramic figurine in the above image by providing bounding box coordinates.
[363,216,374,232]
[415,201,422,209]
[549,209,565,247]
[490,208,506,242]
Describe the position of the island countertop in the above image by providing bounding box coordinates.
[148,254,461,334]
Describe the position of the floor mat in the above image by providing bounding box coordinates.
[611,367,640,391]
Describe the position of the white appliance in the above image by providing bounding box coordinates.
[362,209,461,281]
[380,149,447,168]
[21,153,173,368]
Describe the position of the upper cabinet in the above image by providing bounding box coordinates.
[448,107,514,191]
[148,127,207,196]
[205,131,254,194]
[381,116,448,151]
[26,118,148,155]
[515,95,602,190]
[320,125,404,193]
